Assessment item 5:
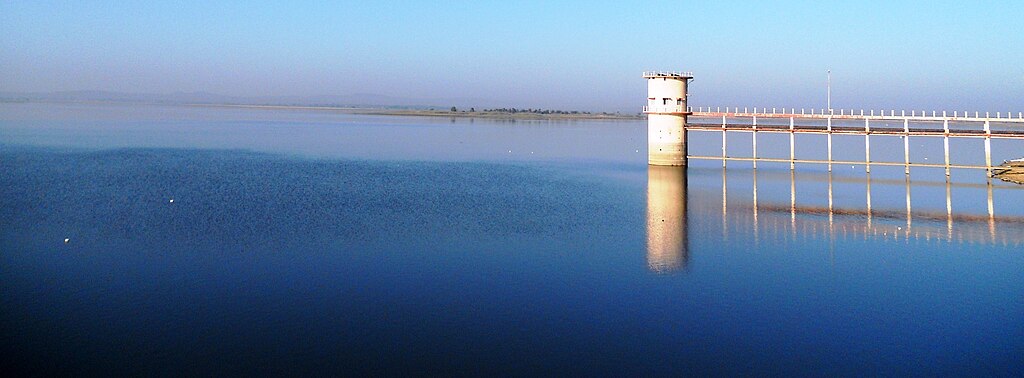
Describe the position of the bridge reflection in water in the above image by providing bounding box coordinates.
[645,165,1024,273]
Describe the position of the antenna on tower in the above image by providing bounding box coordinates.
[827,69,832,114]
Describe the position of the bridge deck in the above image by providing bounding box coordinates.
[691,111,1024,124]
[685,123,1024,139]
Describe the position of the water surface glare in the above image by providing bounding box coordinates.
[2,103,1023,375]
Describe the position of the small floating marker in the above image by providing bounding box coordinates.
[508,150,511,153]
[169,198,174,203]
[636,149,639,153]
[64,238,70,244]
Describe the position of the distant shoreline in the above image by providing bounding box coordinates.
[0,99,645,121]
[186,103,645,121]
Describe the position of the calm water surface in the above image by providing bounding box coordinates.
[2,103,1023,375]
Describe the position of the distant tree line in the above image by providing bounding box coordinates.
[480,108,599,115]
[440,106,627,116]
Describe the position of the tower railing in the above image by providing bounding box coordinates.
[643,71,693,78]
[643,105,689,114]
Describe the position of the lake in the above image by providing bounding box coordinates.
[2,103,1023,375]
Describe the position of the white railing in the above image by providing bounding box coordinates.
[643,105,689,114]
[643,70,693,78]
[686,106,1024,122]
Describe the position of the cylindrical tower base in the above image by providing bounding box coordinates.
[648,114,687,166]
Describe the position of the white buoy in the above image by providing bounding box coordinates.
[64,238,70,244]
[169,199,174,203]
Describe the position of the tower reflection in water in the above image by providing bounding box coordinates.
[646,166,688,273]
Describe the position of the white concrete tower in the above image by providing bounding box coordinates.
[643,71,693,166]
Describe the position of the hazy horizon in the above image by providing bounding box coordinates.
[2,1,1023,113]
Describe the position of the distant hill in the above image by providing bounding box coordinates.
[0,90,479,110]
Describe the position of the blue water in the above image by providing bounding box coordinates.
[2,103,1023,375]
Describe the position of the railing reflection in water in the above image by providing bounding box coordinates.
[646,165,1024,273]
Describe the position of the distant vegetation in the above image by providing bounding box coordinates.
[479,107,618,116]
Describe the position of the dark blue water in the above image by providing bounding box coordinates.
[2,104,1023,375]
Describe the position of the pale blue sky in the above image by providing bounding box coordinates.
[2,1,1022,112]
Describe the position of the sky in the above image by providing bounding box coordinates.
[2,1,1023,112]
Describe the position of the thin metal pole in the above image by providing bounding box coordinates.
[943,119,951,177]
[903,118,910,175]
[789,117,795,170]
[827,116,833,172]
[865,118,871,173]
